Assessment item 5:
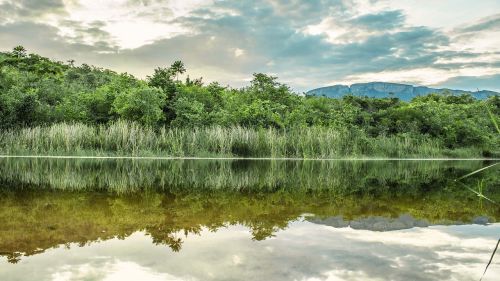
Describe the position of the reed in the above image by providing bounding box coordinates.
[0,121,490,158]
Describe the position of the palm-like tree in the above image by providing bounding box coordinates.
[170,60,186,82]
[12,46,27,58]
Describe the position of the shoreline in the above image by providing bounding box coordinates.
[0,155,498,161]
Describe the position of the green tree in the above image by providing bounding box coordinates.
[147,67,175,93]
[171,97,206,126]
[147,67,178,124]
[11,46,27,58]
[113,85,166,125]
[170,60,186,82]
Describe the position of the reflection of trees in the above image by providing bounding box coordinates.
[2,252,21,264]
[0,160,498,262]
[250,223,280,241]
[150,231,184,252]
[147,225,203,252]
[1,186,499,262]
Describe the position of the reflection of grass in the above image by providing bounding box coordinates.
[0,158,489,194]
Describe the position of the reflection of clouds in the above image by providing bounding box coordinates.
[52,263,106,281]
[305,269,382,281]
[52,260,187,281]
[1,223,499,281]
[288,222,500,281]
[336,225,494,248]
[232,255,242,266]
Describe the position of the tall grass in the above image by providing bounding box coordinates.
[0,120,484,158]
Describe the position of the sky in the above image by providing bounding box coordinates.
[0,0,499,92]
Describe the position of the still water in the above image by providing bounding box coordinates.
[0,158,498,281]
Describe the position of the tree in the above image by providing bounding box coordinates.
[248,73,297,105]
[147,67,175,94]
[170,60,186,82]
[75,74,140,124]
[250,73,279,92]
[113,85,166,125]
[171,97,206,127]
[147,67,178,124]
[185,75,203,86]
[11,46,27,58]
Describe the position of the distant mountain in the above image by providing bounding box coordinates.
[306,82,499,101]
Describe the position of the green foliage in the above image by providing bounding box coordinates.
[486,105,500,135]
[113,85,166,125]
[147,67,176,96]
[170,60,186,82]
[0,46,498,156]
[11,46,27,58]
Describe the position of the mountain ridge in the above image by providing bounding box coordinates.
[306,82,499,101]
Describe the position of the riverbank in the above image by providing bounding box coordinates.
[0,121,497,158]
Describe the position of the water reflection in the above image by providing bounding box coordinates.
[0,158,498,280]
[1,224,499,281]
[0,158,497,193]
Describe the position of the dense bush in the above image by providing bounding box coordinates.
[0,46,499,156]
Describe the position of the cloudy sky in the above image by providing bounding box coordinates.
[0,0,499,92]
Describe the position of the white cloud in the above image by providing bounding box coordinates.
[1,0,499,91]
[435,53,500,65]
[379,0,500,30]
[49,0,213,49]
[104,21,187,49]
[329,67,500,86]
[233,48,245,57]
[448,31,500,54]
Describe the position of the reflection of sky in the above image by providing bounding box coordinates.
[1,222,498,281]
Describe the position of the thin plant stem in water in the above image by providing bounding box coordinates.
[456,163,500,181]
[455,180,496,204]
[478,106,499,281]
[480,238,500,281]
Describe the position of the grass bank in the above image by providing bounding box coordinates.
[0,121,492,158]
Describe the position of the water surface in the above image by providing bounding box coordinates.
[0,159,498,280]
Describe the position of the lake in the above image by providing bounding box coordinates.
[0,158,498,281]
